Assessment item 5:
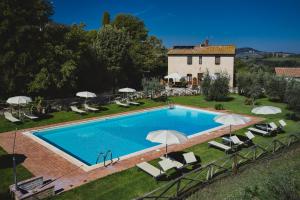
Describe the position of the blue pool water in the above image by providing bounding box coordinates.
[34,106,223,166]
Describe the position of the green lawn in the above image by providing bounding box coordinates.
[187,142,300,200]
[0,95,299,200]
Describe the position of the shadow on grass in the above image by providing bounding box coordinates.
[0,154,27,169]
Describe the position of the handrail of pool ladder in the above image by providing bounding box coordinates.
[96,150,120,166]
[167,100,175,109]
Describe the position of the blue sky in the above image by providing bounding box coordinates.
[51,0,300,53]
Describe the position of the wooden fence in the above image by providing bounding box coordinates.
[136,134,299,200]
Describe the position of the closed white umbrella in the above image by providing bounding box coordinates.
[147,130,188,157]
[118,88,136,93]
[214,114,250,146]
[251,106,281,115]
[7,96,33,118]
[76,91,96,104]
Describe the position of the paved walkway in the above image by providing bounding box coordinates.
[0,105,263,192]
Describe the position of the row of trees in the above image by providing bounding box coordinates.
[236,71,300,110]
[0,0,167,99]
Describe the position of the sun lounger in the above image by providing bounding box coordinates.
[183,152,197,164]
[160,157,184,169]
[136,162,165,179]
[23,113,38,120]
[208,141,231,152]
[84,104,99,111]
[4,112,20,123]
[70,106,86,114]
[115,100,129,107]
[248,127,270,136]
[230,135,244,145]
[279,120,287,128]
[245,131,255,140]
[126,100,140,105]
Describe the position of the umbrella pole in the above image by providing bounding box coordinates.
[13,128,18,190]
[165,144,168,158]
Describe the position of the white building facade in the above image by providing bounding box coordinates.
[167,42,236,87]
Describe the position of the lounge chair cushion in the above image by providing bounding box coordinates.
[158,159,177,171]
[183,152,197,164]
[4,112,20,123]
[279,120,287,127]
[245,131,255,140]
[248,127,269,135]
[136,162,163,178]
[208,141,231,151]
[230,136,244,145]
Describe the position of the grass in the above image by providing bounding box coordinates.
[0,94,299,199]
[187,142,300,200]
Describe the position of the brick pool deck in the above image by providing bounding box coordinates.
[0,105,264,193]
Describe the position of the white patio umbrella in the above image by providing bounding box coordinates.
[164,73,182,82]
[214,114,250,146]
[146,130,188,157]
[76,91,96,104]
[251,106,282,115]
[6,96,33,118]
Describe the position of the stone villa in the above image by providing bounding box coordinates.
[167,40,236,87]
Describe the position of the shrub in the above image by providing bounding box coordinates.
[214,104,224,110]
[285,112,299,121]
[244,98,252,105]
[201,72,230,101]
[142,77,164,99]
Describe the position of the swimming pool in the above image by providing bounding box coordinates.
[28,105,225,170]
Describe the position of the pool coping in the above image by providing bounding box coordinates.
[0,104,264,192]
[23,105,229,172]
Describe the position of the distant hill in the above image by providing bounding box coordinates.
[236,47,295,59]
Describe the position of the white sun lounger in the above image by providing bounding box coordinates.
[269,122,280,131]
[230,136,244,145]
[136,162,165,179]
[70,106,86,114]
[127,100,140,105]
[84,104,99,111]
[4,112,20,123]
[248,127,270,136]
[279,120,287,128]
[183,152,197,164]
[115,100,129,107]
[245,131,255,140]
[208,141,231,152]
[23,113,38,120]
[160,157,184,169]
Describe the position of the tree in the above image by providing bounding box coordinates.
[265,75,287,101]
[102,11,110,26]
[285,80,300,111]
[142,77,164,99]
[0,0,53,97]
[93,25,130,93]
[112,14,148,41]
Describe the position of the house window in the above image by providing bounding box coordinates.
[199,56,202,64]
[215,56,221,65]
[187,56,192,65]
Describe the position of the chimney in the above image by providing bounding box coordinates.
[204,39,209,47]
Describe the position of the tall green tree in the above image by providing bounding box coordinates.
[0,0,53,97]
[93,25,130,93]
[102,11,110,26]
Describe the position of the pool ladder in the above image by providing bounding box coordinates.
[167,100,175,109]
[96,150,120,167]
